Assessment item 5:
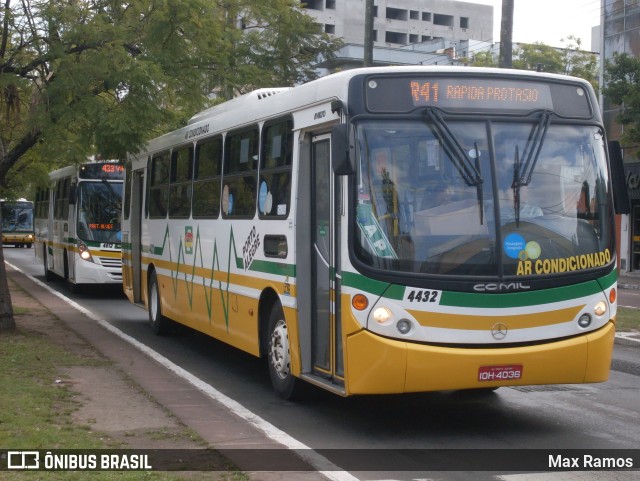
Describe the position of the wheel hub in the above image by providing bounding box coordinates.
[269,319,290,380]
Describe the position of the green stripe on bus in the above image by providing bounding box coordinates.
[249,259,296,277]
[439,278,611,308]
[343,270,616,307]
[342,271,404,299]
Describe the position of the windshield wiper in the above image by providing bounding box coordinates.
[424,108,483,187]
[511,111,552,226]
[424,109,485,224]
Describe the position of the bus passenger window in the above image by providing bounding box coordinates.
[149,152,170,218]
[169,146,193,219]
[193,137,222,218]
[223,127,259,218]
[260,119,292,218]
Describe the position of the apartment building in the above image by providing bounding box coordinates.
[303,0,494,48]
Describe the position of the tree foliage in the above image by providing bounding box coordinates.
[602,52,640,149]
[0,0,341,331]
[467,36,598,89]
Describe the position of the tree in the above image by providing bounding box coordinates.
[559,35,598,88]
[0,0,342,331]
[512,42,565,73]
[510,37,598,88]
[468,51,497,68]
[602,52,640,150]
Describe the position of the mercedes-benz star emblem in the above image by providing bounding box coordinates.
[491,322,508,340]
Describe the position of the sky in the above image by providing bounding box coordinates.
[464,0,602,51]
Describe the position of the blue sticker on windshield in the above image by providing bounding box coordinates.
[504,233,525,259]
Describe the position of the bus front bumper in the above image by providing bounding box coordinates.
[344,322,615,395]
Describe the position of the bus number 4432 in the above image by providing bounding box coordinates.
[406,290,439,303]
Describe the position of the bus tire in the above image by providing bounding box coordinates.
[267,303,300,399]
[43,249,55,282]
[148,270,170,335]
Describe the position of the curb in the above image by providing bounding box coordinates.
[615,332,640,347]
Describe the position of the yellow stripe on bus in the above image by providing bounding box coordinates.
[142,256,297,297]
[408,305,585,330]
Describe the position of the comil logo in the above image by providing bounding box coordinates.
[7,451,40,469]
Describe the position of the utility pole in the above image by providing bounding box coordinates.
[364,0,374,66]
[498,0,514,68]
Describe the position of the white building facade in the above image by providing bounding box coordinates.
[303,0,493,48]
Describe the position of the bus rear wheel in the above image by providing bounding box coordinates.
[267,304,300,399]
[148,270,170,335]
[43,249,55,282]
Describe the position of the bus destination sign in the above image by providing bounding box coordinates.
[363,76,592,114]
[408,78,552,109]
[79,163,125,180]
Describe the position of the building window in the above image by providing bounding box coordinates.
[433,13,454,27]
[409,34,419,43]
[386,7,408,21]
[325,24,335,34]
[326,0,335,9]
[421,35,432,41]
[460,17,469,29]
[304,0,323,11]
[410,10,419,20]
[386,31,407,44]
[422,12,431,22]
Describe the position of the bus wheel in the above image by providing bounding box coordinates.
[43,249,55,282]
[267,304,299,399]
[148,270,170,335]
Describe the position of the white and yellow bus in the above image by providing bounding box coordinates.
[123,67,628,398]
[35,161,124,291]
[1,199,34,248]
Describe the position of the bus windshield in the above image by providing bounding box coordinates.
[1,203,33,232]
[353,118,615,279]
[76,181,123,243]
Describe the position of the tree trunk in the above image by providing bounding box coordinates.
[0,244,15,331]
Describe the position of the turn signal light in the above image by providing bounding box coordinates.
[352,294,369,311]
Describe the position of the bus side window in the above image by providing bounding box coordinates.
[149,152,170,218]
[169,145,193,219]
[259,118,293,218]
[223,127,259,218]
[193,136,222,218]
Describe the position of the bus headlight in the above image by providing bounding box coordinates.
[78,242,94,263]
[373,307,393,325]
[593,301,607,317]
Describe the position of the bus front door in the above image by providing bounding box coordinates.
[311,135,344,385]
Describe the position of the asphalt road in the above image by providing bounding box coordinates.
[3,246,640,481]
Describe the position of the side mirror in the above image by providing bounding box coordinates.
[332,124,354,176]
[608,141,630,215]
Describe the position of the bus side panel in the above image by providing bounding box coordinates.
[345,322,615,395]
[146,216,296,359]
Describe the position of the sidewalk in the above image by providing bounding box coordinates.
[5,265,328,481]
